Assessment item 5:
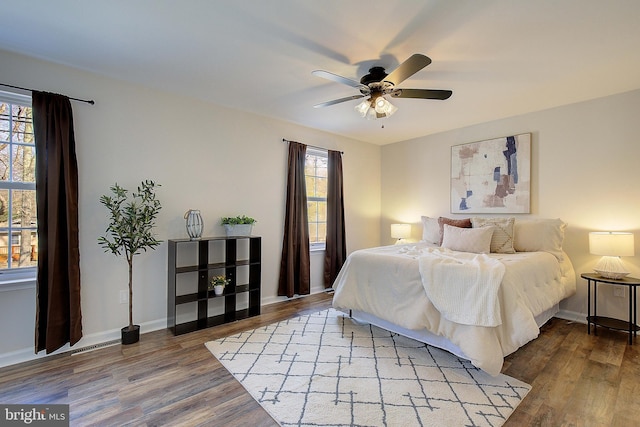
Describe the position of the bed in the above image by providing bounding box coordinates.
[331,217,576,376]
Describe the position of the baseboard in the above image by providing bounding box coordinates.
[555,308,587,324]
[0,318,167,369]
[1,288,332,369]
[261,285,329,306]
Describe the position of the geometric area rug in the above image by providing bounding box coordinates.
[205,309,530,427]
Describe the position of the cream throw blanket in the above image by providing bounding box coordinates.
[418,248,506,327]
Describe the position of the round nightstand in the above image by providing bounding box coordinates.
[582,272,640,344]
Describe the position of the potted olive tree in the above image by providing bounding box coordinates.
[98,180,162,345]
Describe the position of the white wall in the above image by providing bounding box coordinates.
[381,89,640,322]
[4,45,638,367]
[0,50,381,366]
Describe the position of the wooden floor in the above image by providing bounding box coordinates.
[1,292,639,427]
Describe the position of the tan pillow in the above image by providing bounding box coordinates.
[441,224,494,254]
[472,217,516,253]
[437,217,472,245]
[514,218,567,260]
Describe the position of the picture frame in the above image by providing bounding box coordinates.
[451,133,531,214]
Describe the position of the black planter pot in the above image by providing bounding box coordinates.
[121,325,140,345]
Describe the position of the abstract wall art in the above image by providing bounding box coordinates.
[451,133,531,213]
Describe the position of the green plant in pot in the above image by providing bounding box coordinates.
[98,180,162,345]
[209,275,230,296]
[221,215,256,237]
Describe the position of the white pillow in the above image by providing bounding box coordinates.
[441,224,494,254]
[514,218,567,260]
[421,216,440,244]
[471,217,515,253]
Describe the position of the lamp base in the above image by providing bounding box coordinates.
[594,256,630,280]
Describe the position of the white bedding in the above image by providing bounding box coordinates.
[331,243,576,375]
[418,248,505,326]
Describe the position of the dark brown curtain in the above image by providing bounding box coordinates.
[32,91,82,354]
[323,150,346,288]
[278,142,310,298]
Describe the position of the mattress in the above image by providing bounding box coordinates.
[331,243,576,375]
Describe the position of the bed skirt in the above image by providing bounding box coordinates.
[340,303,559,364]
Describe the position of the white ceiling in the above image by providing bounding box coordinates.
[2,0,640,145]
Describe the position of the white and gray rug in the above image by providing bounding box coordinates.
[205,309,530,427]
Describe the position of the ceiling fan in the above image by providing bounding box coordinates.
[312,54,452,119]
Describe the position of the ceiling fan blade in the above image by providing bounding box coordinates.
[313,94,365,108]
[390,88,452,100]
[312,70,369,92]
[384,54,432,86]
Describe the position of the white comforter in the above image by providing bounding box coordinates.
[332,243,576,375]
[418,248,505,327]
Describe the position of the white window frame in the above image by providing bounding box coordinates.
[0,90,37,290]
[306,148,328,252]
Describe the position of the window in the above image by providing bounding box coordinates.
[0,91,37,277]
[305,148,327,251]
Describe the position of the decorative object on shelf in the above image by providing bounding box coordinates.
[451,133,531,214]
[209,275,229,296]
[589,231,635,279]
[221,215,257,237]
[98,180,162,345]
[184,209,203,240]
[391,223,411,244]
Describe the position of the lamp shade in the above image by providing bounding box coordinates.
[589,232,635,256]
[391,223,411,239]
[374,96,397,117]
[354,98,371,117]
[354,96,397,119]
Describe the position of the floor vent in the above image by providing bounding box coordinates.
[71,339,120,355]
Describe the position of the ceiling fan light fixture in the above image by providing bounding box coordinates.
[366,105,378,120]
[354,95,397,119]
[354,98,371,117]
[313,53,452,119]
[386,101,398,116]
[374,96,397,117]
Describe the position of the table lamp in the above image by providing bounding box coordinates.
[391,223,411,245]
[589,231,635,279]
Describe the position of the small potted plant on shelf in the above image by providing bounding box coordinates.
[221,215,256,237]
[210,275,230,296]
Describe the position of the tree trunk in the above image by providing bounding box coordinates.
[128,256,134,330]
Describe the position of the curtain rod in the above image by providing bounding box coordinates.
[282,138,343,154]
[0,83,95,105]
